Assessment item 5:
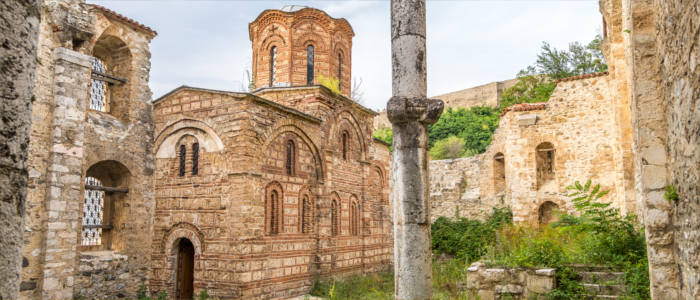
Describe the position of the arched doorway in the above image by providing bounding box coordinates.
[538,201,559,225]
[175,239,195,300]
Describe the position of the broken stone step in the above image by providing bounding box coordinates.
[580,271,625,283]
[583,283,624,296]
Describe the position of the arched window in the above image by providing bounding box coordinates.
[494,152,505,194]
[179,145,186,177]
[82,160,130,250]
[331,198,339,236]
[269,46,277,87]
[286,140,295,176]
[350,200,359,236]
[342,131,349,160]
[266,186,282,235]
[90,34,131,119]
[337,53,342,91]
[301,195,312,234]
[307,45,315,85]
[192,143,199,176]
[536,142,555,188]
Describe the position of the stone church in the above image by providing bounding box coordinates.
[18,2,391,299]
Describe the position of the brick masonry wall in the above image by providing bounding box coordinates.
[250,8,353,97]
[0,0,40,298]
[151,86,391,299]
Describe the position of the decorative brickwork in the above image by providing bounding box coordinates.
[249,7,354,97]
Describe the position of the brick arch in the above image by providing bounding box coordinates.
[260,34,288,51]
[155,118,225,158]
[330,192,342,236]
[330,110,367,161]
[261,122,325,181]
[264,181,284,235]
[295,32,328,51]
[162,222,204,256]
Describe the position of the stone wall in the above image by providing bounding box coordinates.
[20,2,157,299]
[429,156,504,221]
[429,73,634,224]
[464,262,556,300]
[0,1,41,298]
[655,0,700,296]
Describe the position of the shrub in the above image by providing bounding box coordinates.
[318,75,340,95]
[372,126,393,150]
[429,136,466,160]
[431,207,512,263]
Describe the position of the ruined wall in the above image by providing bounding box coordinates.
[20,2,156,299]
[151,86,391,299]
[429,73,633,225]
[0,1,41,298]
[429,155,505,221]
[654,1,700,298]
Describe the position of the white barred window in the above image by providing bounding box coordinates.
[89,57,108,112]
[82,176,104,246]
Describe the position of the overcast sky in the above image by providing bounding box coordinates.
[88,0,602,110]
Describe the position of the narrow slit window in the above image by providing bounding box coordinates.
[337,54,342,91]
[307,45,315,85]
[192,143,199,176]
[331,199,339,236]
[301,195,312,234]
[269,190,280,235]
[342,132,348,160]
[179,145,187,177]
[286,140,295,176]
[269,46,277,87]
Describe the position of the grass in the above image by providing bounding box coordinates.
[309,259,474,300]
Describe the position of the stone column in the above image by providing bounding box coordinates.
[388,1,443,299]
[0,1,40,299]
[40,48,91,300]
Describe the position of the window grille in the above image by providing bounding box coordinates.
[192,143,199,175]
[89,57,108,112]
[307,45,314,84]
[331,199,339,236]
[82,177,104,246]
[270,46,277,87]
[179,145,186,177]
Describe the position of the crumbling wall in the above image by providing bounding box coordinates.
[429,74,633,224]
[0,0,41,298]
[429,155,505,221]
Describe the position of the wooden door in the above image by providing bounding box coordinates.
[176,239,194,300]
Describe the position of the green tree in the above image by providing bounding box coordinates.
[427,106,500,154]
[372,126,393,151]
[519,35,608,80]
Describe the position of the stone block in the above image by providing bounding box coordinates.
[516,114,538,126]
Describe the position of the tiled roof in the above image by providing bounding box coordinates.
[500,102,547,116]
[554,71,609,83]
[88,4,157,37]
